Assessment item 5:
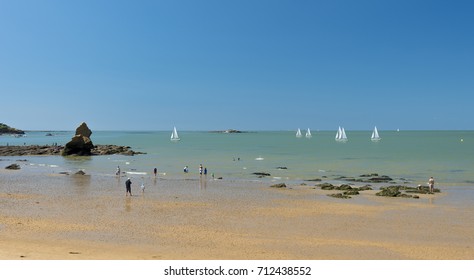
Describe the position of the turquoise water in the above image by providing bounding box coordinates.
[1,130,473,186]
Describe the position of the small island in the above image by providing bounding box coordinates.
[0,123,25,135]
[210,129,245,134]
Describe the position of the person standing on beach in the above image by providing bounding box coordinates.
[428,176,435,193]
[125,178,132,196]
[116,166,120,176]
[199,164,203,176]
[204,167,207,176]
[153,167,157,177]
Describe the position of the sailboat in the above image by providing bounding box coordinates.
[305,128,312,138]
[371,126,381,141]
[296,128,302,138]
[170,126,180,141]
[335,126,348,142]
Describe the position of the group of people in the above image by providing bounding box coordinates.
[198,164,208,176]
[122,164,211,196]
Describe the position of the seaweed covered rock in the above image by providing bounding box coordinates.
[376,186,402,197]
[270,183,287,188]
[253,172,271,178]
[343,189,360,196]
[317,183,336,190]
[328,193,351,199]
[358,185,373,191]
[336,184,353,190]
[5,163,20,170]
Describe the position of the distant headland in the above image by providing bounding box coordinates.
[0,123,25,135]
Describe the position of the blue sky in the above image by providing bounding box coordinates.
[1,0,473,131]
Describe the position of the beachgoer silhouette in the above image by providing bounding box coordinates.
[125,178,132,196]
[153,167,157,176]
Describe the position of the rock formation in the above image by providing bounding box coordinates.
[0,123,25,135]
[62,122,94,156]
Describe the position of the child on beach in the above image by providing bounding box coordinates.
[428,177,435,193]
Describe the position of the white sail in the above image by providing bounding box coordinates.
[171,126,180,141]
[335,126,342,140]
[336,126,348,142]
[371,126,381,141]
[341,127,347,140]
[296,128,302,138]
[305,128,312,138]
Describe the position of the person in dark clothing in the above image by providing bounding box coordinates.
[125,178,132,196]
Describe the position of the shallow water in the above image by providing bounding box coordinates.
[1,130,473,187]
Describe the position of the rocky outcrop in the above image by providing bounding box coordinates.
[334,174,394,183]
[5,163,20,170]
[75,122,92,138]
[62,122,94,156]
[253,172,271,178]
[0,145,63,156]
[375,186,423,198]
[92,145,146,156]
[0,123,25,135]
[0,144,144,156]
[270,183,287,188]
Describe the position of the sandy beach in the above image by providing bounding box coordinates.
[1,164,474,260]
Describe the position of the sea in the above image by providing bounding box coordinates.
[1,130,473,187]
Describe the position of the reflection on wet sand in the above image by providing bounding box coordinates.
[125,197,132,212]
[200,176,207,190]
[70,174,91,195]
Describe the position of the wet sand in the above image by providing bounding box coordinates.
[1,166,474,260]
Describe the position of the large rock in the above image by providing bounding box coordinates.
[75,122,92,138]
[62,122,94,156]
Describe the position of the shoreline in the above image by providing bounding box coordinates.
[1,167,473,260]
[0,144,144,156]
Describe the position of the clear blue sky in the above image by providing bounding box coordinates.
[1,0,473,131]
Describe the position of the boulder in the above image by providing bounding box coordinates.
[62,122,94,156]
[75,122,92,138]
[62,135,94,156]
